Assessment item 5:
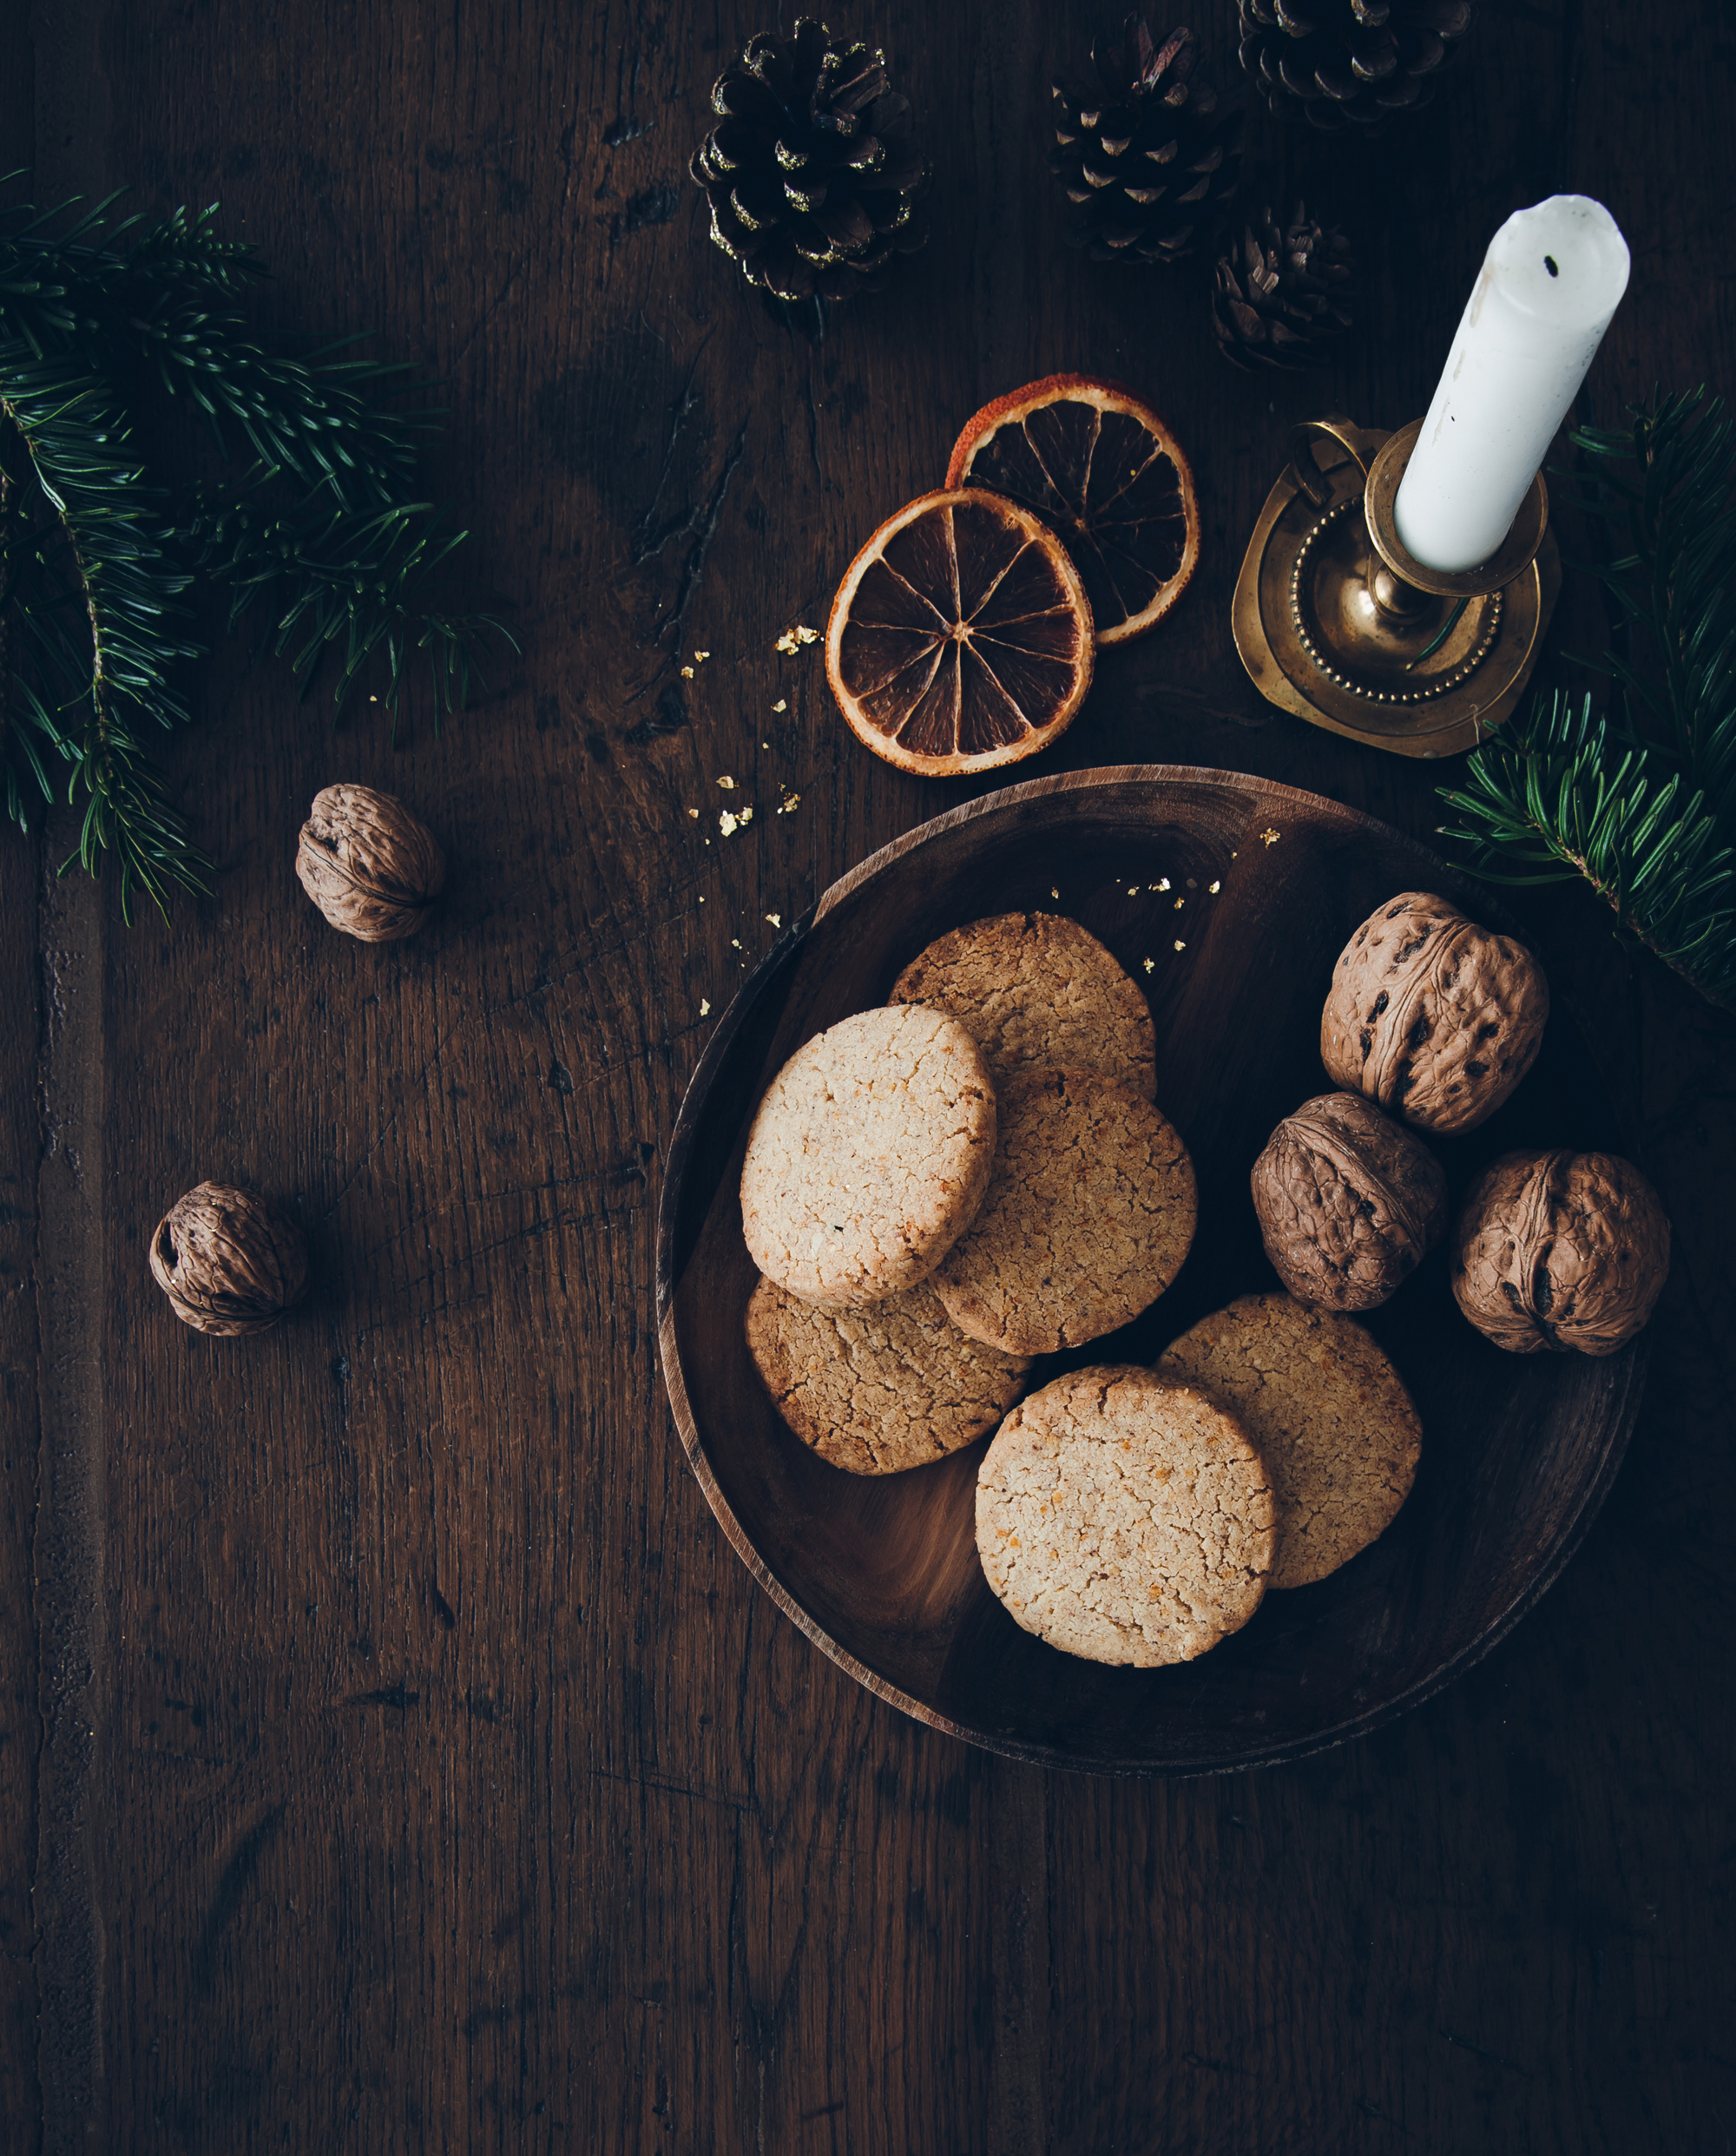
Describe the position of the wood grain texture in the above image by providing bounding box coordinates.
[4,0,1734,2147]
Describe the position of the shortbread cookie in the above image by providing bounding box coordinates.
[889,911,1156,1098]
[740,1004,996,1306]
[745,1275,1030,1475]
[1158,1293,1421,1590]
[931,1068,1195,1354]
[976,1365,1275,1666]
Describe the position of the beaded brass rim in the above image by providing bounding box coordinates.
[1289,498,1503,707]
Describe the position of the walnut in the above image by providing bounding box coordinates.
[149,1182,309,1337]
[296,784,446,941]
[1320,891,1549,1134]
[1251,1091,1448,1311]
[1452,1149,1670,1356]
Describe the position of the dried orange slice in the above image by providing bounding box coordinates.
[945,373,1198,646]
[825,490,1095,777]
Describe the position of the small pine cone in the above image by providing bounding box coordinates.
[1212,203,1353,371]
[297,784,446,942]
[1049,20,1244,267]
[1237,0,1474,133]
[689,18,931,303]
[150,1183,308,1337]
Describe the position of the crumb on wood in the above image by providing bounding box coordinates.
[700,998,711,1016]
[680,665,694,679]
[717,775,736,789]
[773,699,787,713]
[720,811,739,836]
[1174,939,1187,951]
[1143,958,1154,973]
[1261,828,1280,846]
[766,912,780,927]
[1209,880,1220,894]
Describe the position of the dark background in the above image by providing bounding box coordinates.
[3,1,1733,2149]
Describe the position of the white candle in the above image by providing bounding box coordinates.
[1393,195,1630,574]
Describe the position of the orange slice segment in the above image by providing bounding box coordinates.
[945,373,1199,646]
[826,490,1095,776]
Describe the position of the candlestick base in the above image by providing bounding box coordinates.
[1232,416,1560,759]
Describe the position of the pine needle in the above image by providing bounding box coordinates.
[0,181,516,915]
[1440,388,1736,1012]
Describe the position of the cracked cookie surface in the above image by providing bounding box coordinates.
[745,1274,1031,1475]
[1158,1292,1421,1589]
[888,911,1156,1098]
[931,1068,1195,1354]
[740,1004,996,1305]
[976,1365,1275,1666]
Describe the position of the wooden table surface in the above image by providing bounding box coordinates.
[5,2,1733,2148]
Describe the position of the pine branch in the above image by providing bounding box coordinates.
[1440,387,1736,1014]
[0,180,516,914]
[1439,690,1736,1009]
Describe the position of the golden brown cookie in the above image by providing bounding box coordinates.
[889,910,1156,1098]
[976,1365,1275,1666]
[931,1068,1195,1355]
[745,1275,1031,1475]
[1157,1293,1421,1590]
[740,1004,996,1306]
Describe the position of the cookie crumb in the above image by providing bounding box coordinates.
[680,665,694,679]
[773,699,788,713]
[700,998,711,1016]
[777,791,801,814]
[1261,828,1280,846]
[739,804,754,824]
[694,649,710,662]
[1143,958,1154,973]
[766,912,781,927]
[1174,897,1184,910]
[1049,886,1060,899]
[687,808,700,818]
[1156,878,1171,891]
[1209,880,1220,894]
[1174,939,1186,951]
[717,775,737,790]
[775,630,799,654]
[720,811,739,836]
[795,624,819,644]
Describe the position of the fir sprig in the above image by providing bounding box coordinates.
[0,181,516,917]
[1440,388,1736,1012]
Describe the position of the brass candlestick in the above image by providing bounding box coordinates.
[1232,416,1561,759]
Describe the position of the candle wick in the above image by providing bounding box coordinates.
[1544,254,1560,277]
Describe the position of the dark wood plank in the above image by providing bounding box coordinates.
[8,0,1735,2147]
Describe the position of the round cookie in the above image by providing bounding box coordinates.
[745,1275,1031,1476]
[740,1004,996,1306]
[888,911,1156,1099]
[931,1068,1196,1355]
[1157,1293,1422,1590]
[976,1365,1276,1666]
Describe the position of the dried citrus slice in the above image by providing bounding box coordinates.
[945,373,1199,645]
[825,490,1095,777]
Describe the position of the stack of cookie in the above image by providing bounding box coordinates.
[974,1296,1422,1667]
[740,914,1195,1471]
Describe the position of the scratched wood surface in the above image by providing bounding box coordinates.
[6,0,1735,2148]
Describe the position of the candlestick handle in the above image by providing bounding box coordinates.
[1287,417,1373,509]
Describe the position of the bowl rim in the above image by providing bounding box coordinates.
[654,763,1648,1777]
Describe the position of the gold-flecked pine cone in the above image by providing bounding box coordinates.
[149,1182,309,1337]
[296,784,446,942]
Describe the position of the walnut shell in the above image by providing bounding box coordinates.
[1251,1091,1448,1311]
[296,784,446,942]
[148,1182,309,1337]
[1321,892,1549,1134]
[1452,1149,1670,1356]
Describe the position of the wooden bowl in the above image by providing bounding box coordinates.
[655,767,1647,1775]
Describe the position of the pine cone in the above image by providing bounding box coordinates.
[1049,21,1244,267]
[689,19,930,303]
[1212,204,1354,371]
[1237,0,1474,132]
